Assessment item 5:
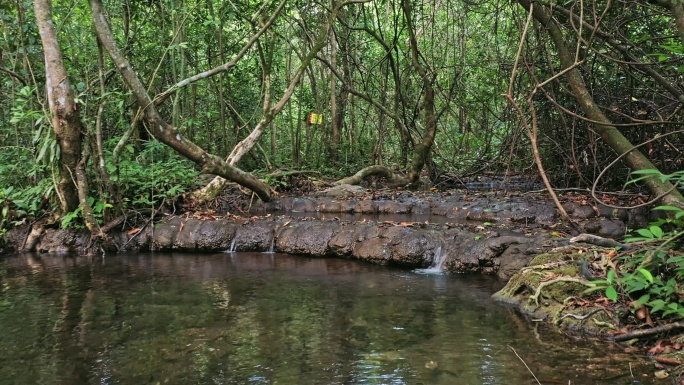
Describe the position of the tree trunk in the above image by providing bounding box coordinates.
[520,0,684,205]
[189,4,349,204]
[402,0,437,184]
[34,0,82,215]
[35,0,101,238]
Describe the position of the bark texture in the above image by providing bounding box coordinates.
[34,0,83,214]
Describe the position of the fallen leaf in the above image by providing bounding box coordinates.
[605,249,618,259]
[649,340,671,355]
[654,370,669,379]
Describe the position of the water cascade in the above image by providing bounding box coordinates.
[263,236,275,254]
[414,245,447,275]
[226,239,236,253]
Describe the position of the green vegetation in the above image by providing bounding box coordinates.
[0,0,682,238]
[587,171,684,320]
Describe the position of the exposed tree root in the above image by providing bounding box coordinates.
[334,165,410,187]
[22,220,46,251]
[556,307,613,322]
[529,276,597,305]
[569,233,630,250]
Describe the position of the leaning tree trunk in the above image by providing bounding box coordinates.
[34,0,82,215]
[520,0,684,205]
[35,0,101,237]
[90,0,273,202]
[189,5,345,204]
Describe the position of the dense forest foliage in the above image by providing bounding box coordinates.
[1,0,683,238]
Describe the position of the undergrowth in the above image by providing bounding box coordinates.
[588,169,684,321]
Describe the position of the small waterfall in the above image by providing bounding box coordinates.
[414,245,447,275]
[225,239,236,253]
[263,236,275,254]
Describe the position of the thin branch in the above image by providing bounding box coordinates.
[508,346,542,385]
[591,130,684,209]
[611,321,684,342]
[154,0,288,104]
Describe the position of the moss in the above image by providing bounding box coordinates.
[493,247,620,337]
[529,252,565,265]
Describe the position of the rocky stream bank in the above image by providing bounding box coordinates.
[5,186,650,279]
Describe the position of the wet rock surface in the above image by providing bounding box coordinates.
[253,189,652,235]
[5,190,647,280]
[13,214,565,280]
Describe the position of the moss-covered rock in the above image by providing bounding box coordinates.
[492,247,622,337]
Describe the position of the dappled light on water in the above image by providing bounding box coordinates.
[0,252,656,385]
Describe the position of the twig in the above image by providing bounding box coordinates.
[610,321,684,342]
[119,215,154,251]
[509,345,542,385]
[640,228,684,267]
[655,356,684,366]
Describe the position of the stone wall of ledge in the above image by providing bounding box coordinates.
[103,217,567,280]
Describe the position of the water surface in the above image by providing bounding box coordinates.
[0,252,654,384]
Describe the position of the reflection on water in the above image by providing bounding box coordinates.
[0,252,655,385]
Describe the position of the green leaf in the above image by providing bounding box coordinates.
[637,268,654,284]
[605,286,618,301]
[653,205,684,212]
[649,225,664,239]
[635,294,651,308]
[630,169,660,175]
[649,299,666,313]
[636,228,654,239]
[36,138,51,163]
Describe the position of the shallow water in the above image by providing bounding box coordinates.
[0,252,655,385]
[254,210,464,225]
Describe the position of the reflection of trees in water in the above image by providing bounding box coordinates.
[0,253,656,385]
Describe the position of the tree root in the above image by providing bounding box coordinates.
[334,165,410,186]
[556,307,613,323]
[569,233,630,250]
[529,277,597,305]
[22,220,46,251]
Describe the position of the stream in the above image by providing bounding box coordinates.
[0,252,656,385]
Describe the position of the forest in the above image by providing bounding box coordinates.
[1,0,683,240]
